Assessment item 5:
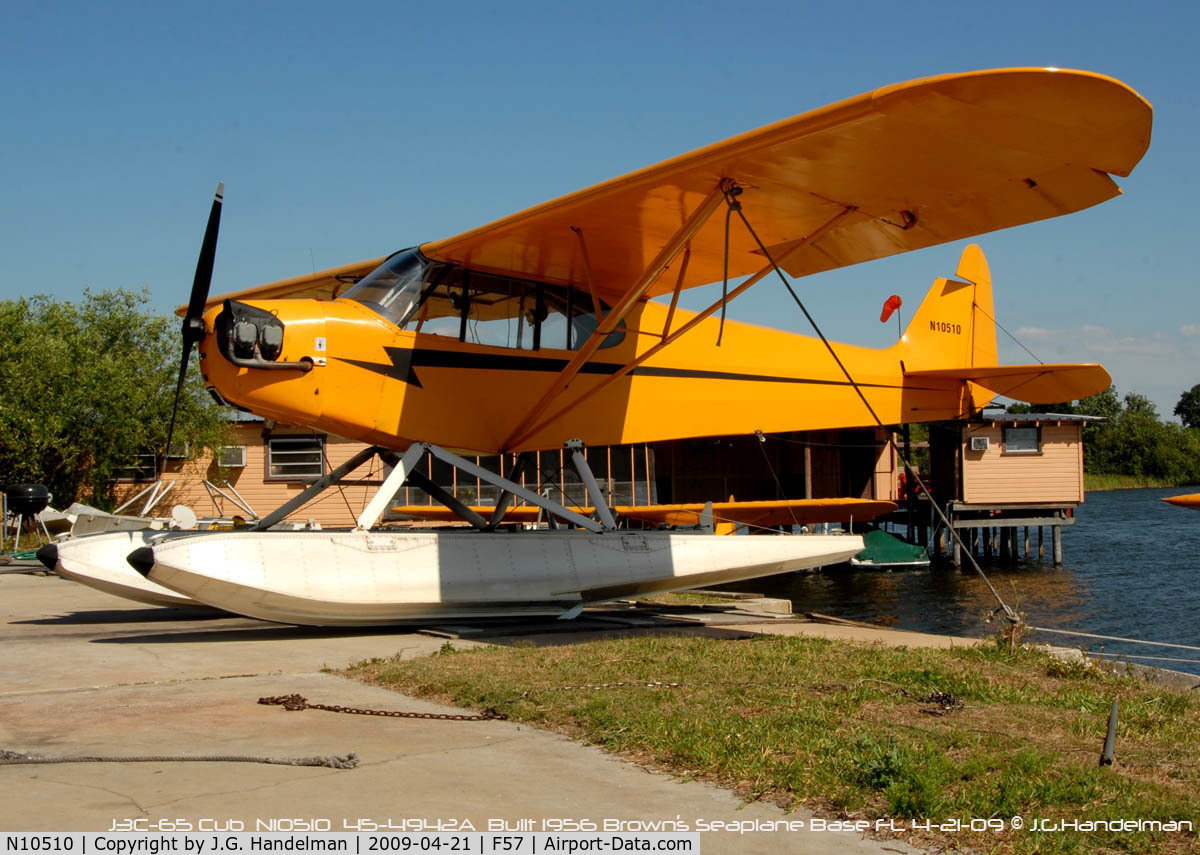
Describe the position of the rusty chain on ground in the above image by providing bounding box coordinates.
[259,677,963,723]
[258,694,507,721]
[258,680,845,722]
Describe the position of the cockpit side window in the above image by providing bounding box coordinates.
[463,271,539,349]
[345,251,625,350]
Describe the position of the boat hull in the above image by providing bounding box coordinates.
[144,530,863,625]
[53,531,209,608]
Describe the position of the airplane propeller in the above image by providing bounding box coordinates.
[161,181,224,474]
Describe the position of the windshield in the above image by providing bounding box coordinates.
[344,250,624,351]
[343,249,439,326]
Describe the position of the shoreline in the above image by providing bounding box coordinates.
[1083,475,1199,492]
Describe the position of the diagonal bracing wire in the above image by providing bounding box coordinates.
[971,301,1045,365]
[719,185,1019,623]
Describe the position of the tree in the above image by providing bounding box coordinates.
[1074,385,1200,483]
[1122,392,1158,419]
[1175,384,1200,428]
[1076,386,1122,420]
[0,290,229,508]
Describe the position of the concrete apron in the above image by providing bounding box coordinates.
[0,573,921,854]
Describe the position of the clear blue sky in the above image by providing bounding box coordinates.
[2,0,1196,417]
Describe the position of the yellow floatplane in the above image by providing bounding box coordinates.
[65,68,1155,624]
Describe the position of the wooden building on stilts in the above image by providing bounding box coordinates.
[921,412,1101,567]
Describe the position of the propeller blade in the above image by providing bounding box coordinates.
[184,181,224,347]
[161,345,192,470]
[162,182,224,471]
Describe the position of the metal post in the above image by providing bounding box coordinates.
[803,444,813,500]
[567,440,617,530]
[489,452,534,529]
[902,424,914,540]
[356,444,428,531]
[1100,700,1119,766]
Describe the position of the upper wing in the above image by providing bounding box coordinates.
[421,68,1151,300]
[199,68,1150,311]
[193,256,386,313]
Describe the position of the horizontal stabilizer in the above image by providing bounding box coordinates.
[905,363,1111,404]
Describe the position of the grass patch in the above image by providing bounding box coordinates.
[1084,473,1193,491]
[346,633,1199,854]
[636,591,746,606]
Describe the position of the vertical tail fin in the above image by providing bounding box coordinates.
[896,244,998,371]
[897,245,1111,404]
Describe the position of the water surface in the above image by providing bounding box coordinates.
[734,488,1200,675]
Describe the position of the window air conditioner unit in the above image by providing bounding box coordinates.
[969,436,990,452]
[218,445,247,468]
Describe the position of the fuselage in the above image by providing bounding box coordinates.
[198,249,973,453]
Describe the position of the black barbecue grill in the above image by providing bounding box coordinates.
[6,484,52,517]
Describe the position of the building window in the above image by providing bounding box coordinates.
[116,452,158,483]
[1003,427,1041,454]
[267,436,325,480]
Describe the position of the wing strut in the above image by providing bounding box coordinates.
[506,204,860,449]
[500,183,728,451]
[661,246,691,339]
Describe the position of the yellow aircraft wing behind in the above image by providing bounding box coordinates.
[197,68,1150,312]
[392,498,896,531]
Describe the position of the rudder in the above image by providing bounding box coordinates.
[896,244,998,372]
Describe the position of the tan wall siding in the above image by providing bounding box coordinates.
[875,438,896,501]
[961,424,1083,504]
[115,425,381,527]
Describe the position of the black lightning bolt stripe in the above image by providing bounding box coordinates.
[334,347,917,391]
